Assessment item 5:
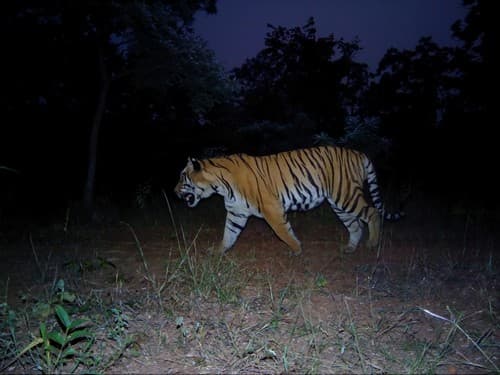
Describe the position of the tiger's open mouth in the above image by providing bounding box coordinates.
[182,192,196,206]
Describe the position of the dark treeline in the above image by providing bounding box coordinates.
[1,0,492,223]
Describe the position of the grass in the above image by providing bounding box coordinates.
[420,307,499,373]
[0,196,498,374]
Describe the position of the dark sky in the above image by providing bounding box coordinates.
[194,0,467,71]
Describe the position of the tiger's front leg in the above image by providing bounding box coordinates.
[262,206,302,256]
[218,210,249,254]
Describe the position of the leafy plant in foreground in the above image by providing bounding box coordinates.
[16,304,94,374]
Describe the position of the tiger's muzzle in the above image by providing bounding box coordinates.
[180,192,196,207]
[174,184,199,207]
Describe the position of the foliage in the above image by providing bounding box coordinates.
[4,0,230,213]
[314,115,391,160]
[362,0,491,199]
[2,280,95,374]
[125,3,234,117]
[232,119,315,155]
[19,304,94,374]
[367,37,458,142]
[5,0,224,118]
[233,17,369,138]
[0,300,18,370]
[449,0,489,123]
[26,279,78,323]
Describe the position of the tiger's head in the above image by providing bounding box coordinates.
[174,158,218,207]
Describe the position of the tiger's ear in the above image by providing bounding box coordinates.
[187,157,201,172]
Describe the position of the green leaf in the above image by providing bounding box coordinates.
[48,331,66,346]
[55,279,65,292]
[55,305,71,329]
[61,291,76,303]
[67,329,92,342]
[68,318,90,331]
[40,322,48,340]
[7,309,17,325]
[47,345,60,355]
[32,302,52,320]
[61,347,76,358]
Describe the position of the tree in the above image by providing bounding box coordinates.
[363,0,492,202]
[449,0,490,119]
[447,0,493,202]
[5,0,231,216]
[232,18,369,140]
[363,37,460,185]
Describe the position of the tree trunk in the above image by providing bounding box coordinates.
[83,48,109,216]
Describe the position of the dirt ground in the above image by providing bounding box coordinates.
[1,195,499,374]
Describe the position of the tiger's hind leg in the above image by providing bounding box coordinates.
[364,206,381,250]
[331,203,381,253]
[332,208,364,253]
[262,206,302,256]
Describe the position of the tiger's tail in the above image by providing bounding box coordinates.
[364,156,405,221]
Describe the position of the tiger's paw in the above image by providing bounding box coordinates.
[215,243,231,256]
[289,248,302,257]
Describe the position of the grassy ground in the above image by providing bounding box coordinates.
[0,193,498,374]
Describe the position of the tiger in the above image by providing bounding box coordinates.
[174,145,403,255]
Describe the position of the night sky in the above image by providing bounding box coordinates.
[195,0,467,71]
